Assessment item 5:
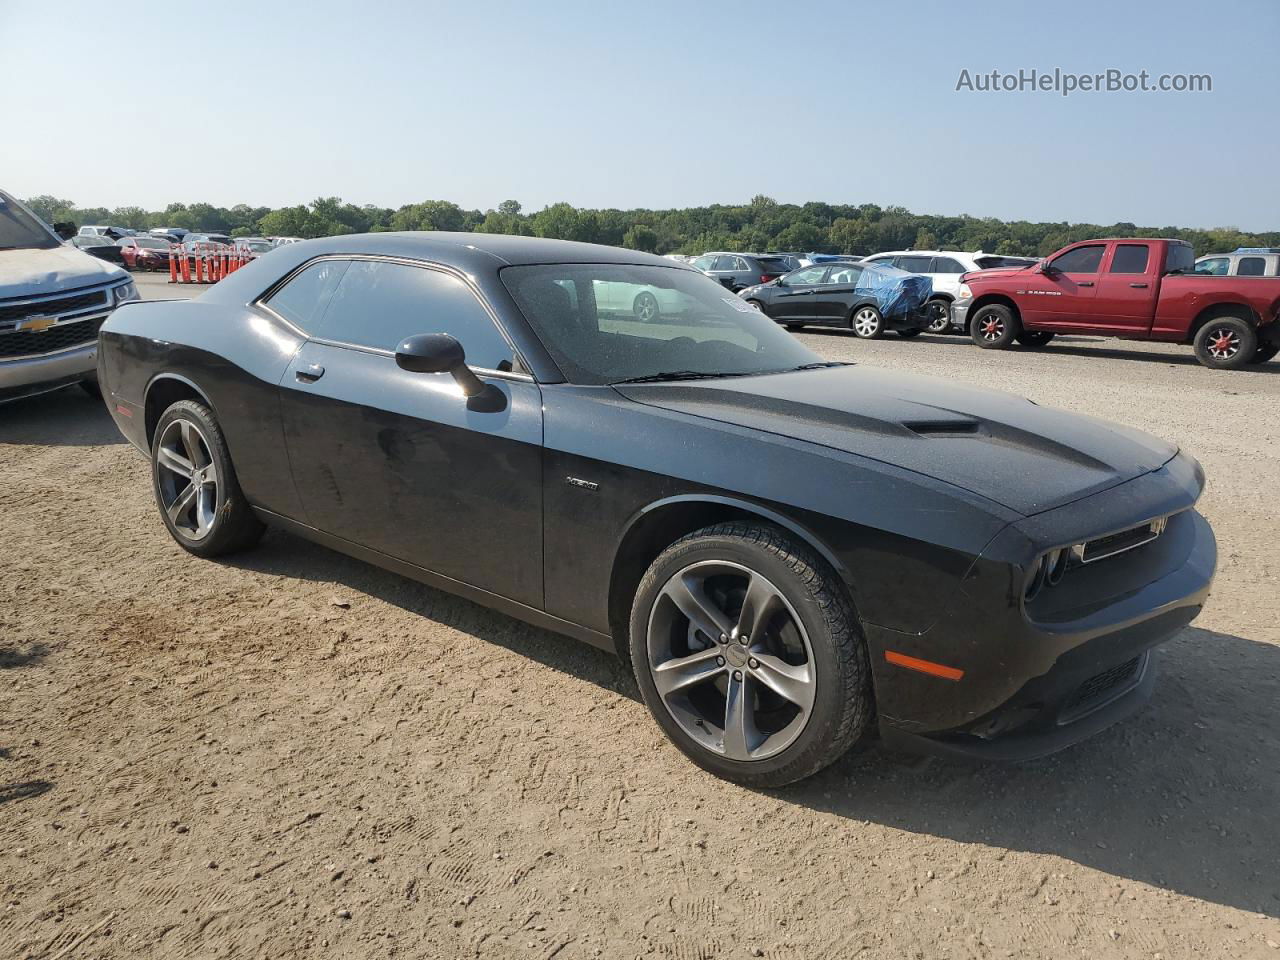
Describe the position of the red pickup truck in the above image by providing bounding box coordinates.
[953,238,1280,369]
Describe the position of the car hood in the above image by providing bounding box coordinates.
[2,245,128,298]
[962,265,1036,284]
[615,366,1176,516]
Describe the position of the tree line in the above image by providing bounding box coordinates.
[23,194,1278,259]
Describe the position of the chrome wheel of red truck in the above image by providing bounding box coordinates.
[1193,316,1256,370]
[970,304,1019,349]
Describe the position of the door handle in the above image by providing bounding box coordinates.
[1129,282,1149,288]
[295,363,325,383]
[1076,281,1094,287]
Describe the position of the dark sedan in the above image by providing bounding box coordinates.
[739,260,933,338]
[97,233,1216,786]
[69,234,126,267]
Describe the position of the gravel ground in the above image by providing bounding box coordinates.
[2,278,1279,958]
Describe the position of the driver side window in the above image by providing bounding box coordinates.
[788,266,828,285]
[1049,245,1105,274]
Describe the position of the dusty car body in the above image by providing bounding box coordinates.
[97,233,1216,783]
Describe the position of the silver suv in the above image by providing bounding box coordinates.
[1,191,139,403]
[1194,250,1280,277]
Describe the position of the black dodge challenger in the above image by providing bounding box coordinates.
[98,234,1216,786]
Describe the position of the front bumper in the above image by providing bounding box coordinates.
[868,457,1216,761]
[0,339,99,403]
[949,295,973,331]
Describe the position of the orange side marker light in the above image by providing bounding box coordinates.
[885,650,964,682]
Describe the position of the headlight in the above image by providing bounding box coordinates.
[113,280,140,305]
[957,283,973,299]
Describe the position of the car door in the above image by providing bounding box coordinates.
[1017,243,1104,328]
[812,262,865,321]
[1091,242,1157,333]
[272,256,545,608]
[770,265,830,321]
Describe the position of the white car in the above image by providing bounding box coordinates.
[861,250,1038,333]
[591,280,696,322]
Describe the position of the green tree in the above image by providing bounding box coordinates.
[622,224,658,252]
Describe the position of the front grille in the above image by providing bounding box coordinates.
[1076,517,1166,564]
[0,289,110,325]
[1061,655,1143,721]
[0,316,104,359]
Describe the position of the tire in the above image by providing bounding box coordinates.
[924,299,951,334]
[1193,315,1257,370]
[1016,331,1055,348]
[633,291,660,323]
[783,322,805,331]
[970,303,1020,349]
[629,522,872,787]
[897,327,923,339]
[1250,343,1279,364]
[151,399,264,557]
[850,305,884,339]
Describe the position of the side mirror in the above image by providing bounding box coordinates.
[1038,261,1056,276]
[53,221,76,241]
[395,333,488,397]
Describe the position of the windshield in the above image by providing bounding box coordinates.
[135,237,169,249]
[243,240,272,252]
[0,194,59,251]
[975,256,1037,269]
[502,263,822,385]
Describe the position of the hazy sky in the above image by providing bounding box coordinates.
[2,0,1276,230]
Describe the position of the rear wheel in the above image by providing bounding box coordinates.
[1249,343,1278,364]
[1016,331,1056,348]
[151,399,264,557]
[970,304,1020,349]
[850,306,884,339]
[925,299,951,334]
[630,522,871,787]
[1193,315,1256,370]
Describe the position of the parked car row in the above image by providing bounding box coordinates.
[673,239,1280,369]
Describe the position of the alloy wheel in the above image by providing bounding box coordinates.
[156,418,219,541]
[926,301,950,333]
[1205,326,1241,361]
[634,292,660,322]
[853,308,881,337]
[646,561,816,761]
[979,315,1005,341]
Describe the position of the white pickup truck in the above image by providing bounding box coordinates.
[0,190,139,403]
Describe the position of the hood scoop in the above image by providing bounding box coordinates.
[903,419,982,437]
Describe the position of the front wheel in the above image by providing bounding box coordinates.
[1193,316,1257,370]
[630,522,871,787]
[970,304,1020,349]
[152,399,264,557]
[850,306,884,339]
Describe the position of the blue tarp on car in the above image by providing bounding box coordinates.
[828,261,932,318]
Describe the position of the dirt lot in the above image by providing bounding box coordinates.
[3,279,1279,959]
